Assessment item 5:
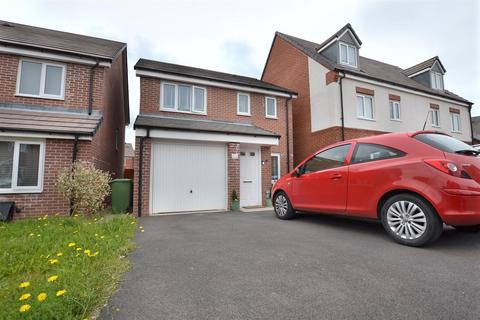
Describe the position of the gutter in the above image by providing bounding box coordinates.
[338,72,346,141]
[88,60,100,115]
[137,128,150,217]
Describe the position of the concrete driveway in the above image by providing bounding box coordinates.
[100,211,480,320]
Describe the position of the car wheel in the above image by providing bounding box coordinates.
[380,194,443,247]
[452,225,480,233]
[273,191,297,220]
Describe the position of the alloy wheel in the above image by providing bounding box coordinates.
[275,194,289,217]
[386,200,427,240]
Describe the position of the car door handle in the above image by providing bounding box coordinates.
[330,173,343,180]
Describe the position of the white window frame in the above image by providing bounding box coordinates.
[431,108,440,127]
[265,96,277,119]
[0,138,45,194]
[160,81,207,115]
[431,71,444,90]
[356,94,375,120]
[271,153,281,183]
[339,42,357,67]
[237,92,251,116]
[450,112,461,133]
[16,58,66,100]
[389,100,401,121]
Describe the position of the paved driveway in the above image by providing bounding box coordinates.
[100,211,480,320]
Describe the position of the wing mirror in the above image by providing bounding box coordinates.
[292,166,303,177]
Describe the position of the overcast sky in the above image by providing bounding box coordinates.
[3,0,479,145]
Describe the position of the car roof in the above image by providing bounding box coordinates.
[344,130,449,145]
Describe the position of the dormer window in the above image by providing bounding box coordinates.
[339,42,357,67]
[431,71,444,90]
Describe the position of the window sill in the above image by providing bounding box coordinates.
[16,93,64,101]
[237,113,251,117]
[0,188,43,194]
[451,130,462,134]
[160,107,207,116]
[266,115,278,120]
[390,119,402,122]
[431,125,441,128]
[357,117,375,122]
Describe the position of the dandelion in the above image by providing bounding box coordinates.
[56,289,66,297]
[68,242,76,247]
[19,304,31,313]
[19,293,31,301]
[29,233,35,237]
[130,221,136,225]
[47,275,58,282]
[37,234,41,237]
[84,249,91,255]
[95,233,99,237]
[19,282,30,288]
[48,259,59,265]
[100,236,105,239]
[37,218,42,221]
[76,253,80,257]
[37,292,47,302]
[141,230,145,233]
[57,252,63,257]
[76,247,83,251]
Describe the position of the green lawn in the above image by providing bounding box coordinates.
[0,214,140,319]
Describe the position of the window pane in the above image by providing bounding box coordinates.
[17,144,40,187]
[414,133,475,153]
[0,141,14,188]
[178,85,191,111]
[340,44,348,63]
[356,96,364,117]
[162,84,176,108]
[364,97,373,119]
[238,94,249,113]
[389,102,394,119]
[352,144,405,164]
[395,103,401,119]
[348,46,356,65]
[44,65,63,96]
[266,98,276,116]
[303,144,350,174]
[19,61,42,95]
[193,87,205,112]
[431,110,439,126]
[271,156,279,180]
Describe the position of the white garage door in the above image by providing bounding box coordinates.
[151,140,227,214]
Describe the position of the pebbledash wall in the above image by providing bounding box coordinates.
[0,53,126,218]
[133,76,294,216]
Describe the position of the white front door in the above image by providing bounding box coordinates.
[240,146,261,207]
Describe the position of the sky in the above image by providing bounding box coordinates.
[3,0,479,145]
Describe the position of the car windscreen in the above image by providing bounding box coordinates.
[414,133,477,154]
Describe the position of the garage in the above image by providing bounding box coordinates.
[150,140,227,214]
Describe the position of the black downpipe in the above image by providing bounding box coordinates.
[468,106,474,145]
[137,129,150,217]
[285,95,292,170]
[338,72,346,141]
[70,135,79,216]
[88,60,100,115]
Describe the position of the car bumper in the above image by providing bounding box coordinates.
[438,191,480,226]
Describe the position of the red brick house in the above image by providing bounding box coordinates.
[262,24,474,165]
[0,21,129,218]
[133,59,296,215]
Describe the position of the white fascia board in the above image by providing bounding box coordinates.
[0,131,92,140]
[136,128,279,145]
[0,44,111,67]
[135,70,296,98]
[343,73,470,107]
[338,29,361,48]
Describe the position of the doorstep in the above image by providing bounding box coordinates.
[240,206,273,213]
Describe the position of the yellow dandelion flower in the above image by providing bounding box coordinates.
[141,230,145,233]
[100,235,105,239]
[19,304,31,312]
[68,242,76,247]
[95,233,99,237]
[37,217,42,221]
[92,251,99,257]
[47,275,58,282]
[56,252,63,257]
[19,293,31,301]
[19,282,30,288]
[130,221,136,225]
[37,234,41,237]
[84,249,91,255]
[37,292,47,302]
[56,289,66,297]
[76,253,80,257]
[76,247,82,251]
[48,259,59,265]
[29,233,35,237]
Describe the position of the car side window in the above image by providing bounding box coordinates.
[302,144,351,174]
[351,143,405,164]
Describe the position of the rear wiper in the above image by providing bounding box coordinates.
[455,149,480,156]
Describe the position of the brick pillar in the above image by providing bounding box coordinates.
[227,142,240,210]
[261,146,272,207]
[133,137,151,217]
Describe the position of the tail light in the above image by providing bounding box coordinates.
[424,159,471,179]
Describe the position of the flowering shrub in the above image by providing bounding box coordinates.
[57,161,111,216]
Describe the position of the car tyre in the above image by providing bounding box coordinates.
[380,194,443,247]
[273,191,298,220]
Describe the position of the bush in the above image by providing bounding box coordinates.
[57,161,111,216]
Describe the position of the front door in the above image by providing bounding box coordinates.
[240,146,261,207]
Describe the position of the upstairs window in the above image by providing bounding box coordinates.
[431,71,444,90]
[339,42,357,67]
[356,94,374,120]
[161,82,206,114]
[17,59,65,99]
[389,101,401,121]
[450,111,461,133]
[265,97,277,118]
[237,92,250,116]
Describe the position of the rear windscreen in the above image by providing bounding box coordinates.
[414,133,476,153]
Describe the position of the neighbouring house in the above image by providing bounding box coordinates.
[262,23,474,164]
[133,59,296,215]
[0,21,129,218]
[124,143,134,179]
[473,116,480,145]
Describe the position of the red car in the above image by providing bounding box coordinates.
[272,131,480,246]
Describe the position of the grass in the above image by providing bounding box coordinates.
[0,213,140,319]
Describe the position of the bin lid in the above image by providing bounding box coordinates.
[111,179,133,183]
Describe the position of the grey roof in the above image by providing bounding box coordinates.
[0,104,102,136]
[0,20,125,60]
[135,59,297,96]
[473,116,480,141]
[317,23,362,50]
[273,31,472,105]
[134,114,280,138]
[403,56,446,76]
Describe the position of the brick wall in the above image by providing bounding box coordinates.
[132,137,151,217]
[227,143,240,209]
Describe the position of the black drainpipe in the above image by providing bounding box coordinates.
[468,105,474,145]
[70,134,80,216]
[137,128,150,217]
[338,72,346,141]
[88,60,100,115]
[285,94,292,170]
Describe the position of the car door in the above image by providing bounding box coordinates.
[291,144,351,213]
